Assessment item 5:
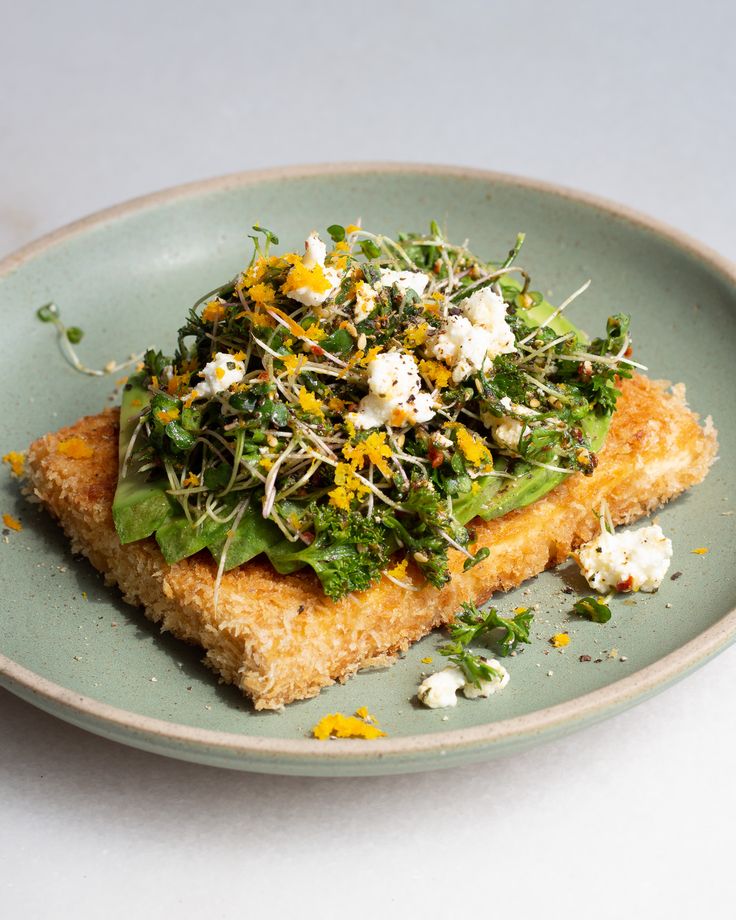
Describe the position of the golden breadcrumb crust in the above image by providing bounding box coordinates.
[25,375,717,709]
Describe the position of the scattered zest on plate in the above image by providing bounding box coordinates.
[312,708,385,740]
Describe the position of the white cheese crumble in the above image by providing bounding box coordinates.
[348,351,435,429]
[379,269,430,297]
[490,397,538,450]
[418,659,510,708]
[354,280,378,322]
[285,231,341,308]
[417,666,465,708]
[195,352,246,397]
[428,288,516,382]
[576,523,673,593]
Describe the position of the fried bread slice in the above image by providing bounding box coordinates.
[25,375,717,709]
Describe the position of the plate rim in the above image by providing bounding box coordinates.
[2,161,734,771]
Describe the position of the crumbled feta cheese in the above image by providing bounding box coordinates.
[195,352,246,397]
[429,315,493,383]
[493,417,524,450]
[354,280,378,322]
[461,658,510,698]
[428,288,516,382]
[461,288,515,347]
[417,666,465,708]
[418,659,510,708]
[490,397,537,449]
[431,431,453,449]
[285,231,341,308]
[379,269,430,297]
[349,351,435,429]
[302,231,327,270]
[576,523,673,593]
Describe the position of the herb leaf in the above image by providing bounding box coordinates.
[326,224,346,242]
[573,595,612,623]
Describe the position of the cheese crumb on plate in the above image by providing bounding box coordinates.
[417,660,510,708]
[576,522,673,593]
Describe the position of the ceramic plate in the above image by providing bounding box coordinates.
[1,164,734,776]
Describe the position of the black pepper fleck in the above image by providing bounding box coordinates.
[579,654,592,662]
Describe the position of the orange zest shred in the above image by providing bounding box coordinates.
[201,299,226,323]
[550,633,570,648]
[454,426,492,467]
[692,547,709,555]
[2,451,25,478]
[248,283,277,308]
[405,323,429,348]
[166,374,188,396]
[307,324,327,341]
[182,472,200,487]
[156,407,180,425]
[266,305,310,338]
[281,259,332,298]
[312,710,385,741]
[342,432,392,478]
[328,463,370,510]
[359,345,382,367]
[421,656,433,664]
[297,386,324,417]
[57,438,94,460]
[386,558,409,581]
[281,354,307,376]
[418,359,452,390]
[3,512,22,532]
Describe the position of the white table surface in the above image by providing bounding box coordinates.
[2,2,734,917]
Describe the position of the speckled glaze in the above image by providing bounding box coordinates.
[1,164,734,776]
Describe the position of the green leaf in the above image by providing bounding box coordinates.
[463,546,490,571]
[327,224,346,242]
[66,326,84,343]
[203,463,233,491]
[36,302,59,322]
[573,596,612,623]
[155,506,233,565]
[320,327,354,354]
[165,421,196,451]
[442,647,504,687]
[209,504,281,570]
[359,239,381,260]
[444,601,534,657]
[251,224,279,246]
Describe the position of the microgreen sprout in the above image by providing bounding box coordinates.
[36,301,142,376]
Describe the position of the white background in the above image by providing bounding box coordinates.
[1,2,735,918]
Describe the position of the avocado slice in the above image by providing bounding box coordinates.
[112,374,173,544]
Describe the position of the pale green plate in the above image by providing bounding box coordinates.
[1,164,734,776]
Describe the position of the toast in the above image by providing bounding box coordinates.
[25,375,717,709]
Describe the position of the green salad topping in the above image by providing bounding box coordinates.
[113,222,637,600]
